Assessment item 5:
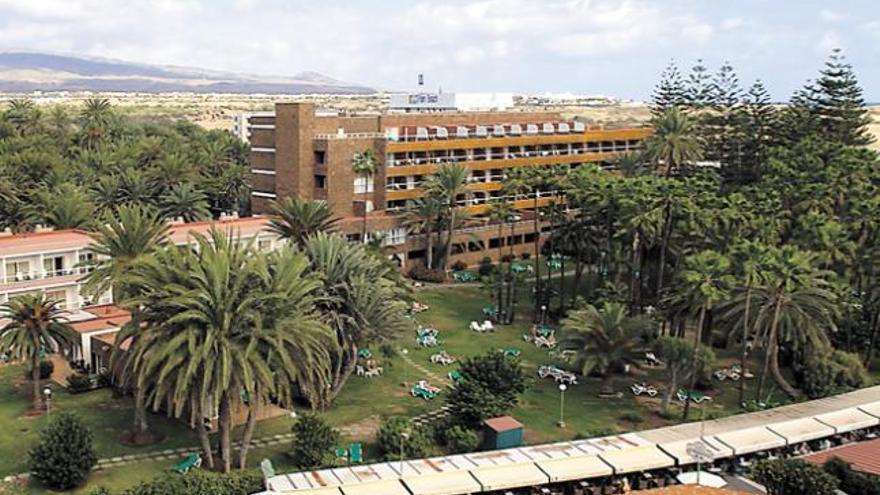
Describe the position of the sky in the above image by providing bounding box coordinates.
[1,0,880,101]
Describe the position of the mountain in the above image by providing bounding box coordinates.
[0,52,374,94]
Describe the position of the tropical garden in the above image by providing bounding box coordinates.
[0,49,879,493]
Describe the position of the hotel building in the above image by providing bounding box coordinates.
[247,100,651,268]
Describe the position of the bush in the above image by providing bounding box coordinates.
[477,257,495,277]
[67,373,95,393]
[25,360,54,380]
[120,469,263,495]
[451,260,468,272]
[97,371,113,388]
[823,457,880,495]
[28,412,97,490]
[446,351,527,425]
[408,265,446,283]
[377,416,433,460]
[618,411,645,424]
[753,459,838,495]
[444,426,479,454]
[803,349,873,399]
[289,413,338,469]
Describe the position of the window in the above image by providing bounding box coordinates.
[384,228,406,246]
[5,260,30,281]
[314,150,326,165]
[78,252,96,273]
[44,289,67,307]
[314,174,327,189]
[346,233,363,244]
[353,176,374,194]
[43,256,65,276]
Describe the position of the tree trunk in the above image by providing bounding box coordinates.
[661,369,677,415]
[769,336,800,398]
[558,254,566,315]
[631,232,641,311]
[864,311,880,368]
[443,210,456,271]
[239,390,260,469]
[218,392,232,473]
[31,354,41,412]
[738,284,753,406]
[656,200,673,297]
[134,388,149,439]
[505,223,516,324]
[533,193,541,319]
[683,306,707,420]
[426,227,434,270]
[756,298,783,403]
[194,399,215,469]
[496,223,504,316]
[329,342,358,402]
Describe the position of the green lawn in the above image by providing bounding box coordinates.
[0,275,803,492]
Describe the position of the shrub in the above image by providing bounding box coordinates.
[408,265,446,283]
[67,373,94,393]
[289,413,338,469]
[377,416,433,460]
[446,351,527,425]
[477,257,495,277]
[575,426,618,439]
[120,469,263,495]
[753,459,838,495]
[25,360,54,380]
[451,260,468,272]
[28,412,97,490]
[823,457,880,495]
[444,426,479,454]
[618,411,644,424]
[803,349,873,399]
[96,371,113,388]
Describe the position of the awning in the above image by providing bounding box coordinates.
[859,401,880,419]
[536,455,613,482]
[714,427,785,455]
[403,471,482,495]
[658,438,734,466]
[598,446,675,474]
[469,463,549,491]
[339,480,409,495]
[273,488,342,495]
[267,472,341,492]
[815,407,879,433]
[767,418,836,444]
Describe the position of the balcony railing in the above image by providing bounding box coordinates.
[1,265,95,285]
[386,145,641,167]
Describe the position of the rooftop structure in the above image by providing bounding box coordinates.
[802,437,880,476]
[388,92,514,112]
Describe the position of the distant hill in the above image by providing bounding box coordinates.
[0,51,375,94]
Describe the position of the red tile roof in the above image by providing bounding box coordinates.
[802,438,880,476]
[93,332,130,351]
[70,306,131,334]
[484,416,523,432]
[639,488,749,495]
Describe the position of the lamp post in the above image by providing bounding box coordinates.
[557,383,567,428]
[540,305,548,328]
[43,387,52,417]
[399,431,410,475]
[401,348,409,387]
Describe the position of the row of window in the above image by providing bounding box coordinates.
[387,140,641,167]
[2,253,95,284]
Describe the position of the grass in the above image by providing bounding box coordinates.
[0,272,809,492]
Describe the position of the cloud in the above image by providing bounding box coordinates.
[819,9,846,23]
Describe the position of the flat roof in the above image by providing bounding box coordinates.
[767,418,837,445]
[814,407,879,433]
[535,454,613,482]
[658,437,735,466]
[401,471,481,495]
[468,463,549,491]
[484,415,522,432]
[714,427,786,456]
[598,445,675,474]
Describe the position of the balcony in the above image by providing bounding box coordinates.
[386,144,642,168]
[1,265,95,286]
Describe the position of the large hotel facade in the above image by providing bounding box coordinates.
[247,100,652,269]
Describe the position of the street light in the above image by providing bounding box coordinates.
[399,431,410,475]
[557,383,567,428]
[540,305,548,328]
[43,387,52,417]
[401,348,409,387]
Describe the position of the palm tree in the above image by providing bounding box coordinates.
[38,183,96,229]
[81,204,169,442]
[401,197,443,270]
[127,231,335,471]
[159,183,211,222]
[79,98,113,149]
[561,302,652,377]
[351,150,378,242]
[425,163,470,271]
[670,249,734,418]
[0,295,74,411]
[4,98,42,136]
[487,202,514,314]
[644,107,703,176]
[614,152,649,177]
[267,197,339,248]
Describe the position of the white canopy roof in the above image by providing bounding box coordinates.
[469,463,549,491]
[536,455,613,482]
[858,401,880,419]
[519,442,585,460]
[339,480,409,495]
[815,407,879,433]
[714,427,785,455]
[599,446,675,474]
[268,471,341,491]
[273,488,341,495]
[658,437,734,466]
[767,418,836,445]
[402,471,482,495]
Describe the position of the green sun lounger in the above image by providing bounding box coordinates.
[448,370,464,383]
[174,453,202,474]
[349,443,363,464]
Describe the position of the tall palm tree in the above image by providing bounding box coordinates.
[38,183,96,230]
[4,98,42,136]
[614,151,649,178]
[0,295,74,411]
[81,204,169,441]
[267,197,339,248]
[561,302,652,377]
[159,183,211,222]
[487,201,514,315]
[128,232,335,471]
[670,249,734,418]
[645,108,703,176]
[425,163,470,271]
[351,150,378,242]
[79,98,113,149]
[401,197,443,270]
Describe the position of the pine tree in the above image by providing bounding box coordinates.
[706,62,744,180]
[651,61,687,118]
[740,79,778,182]
[808,49,874,146]
[779,81,821,144]
[685,59,713,109]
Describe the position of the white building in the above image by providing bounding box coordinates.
[389,92,514,113]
